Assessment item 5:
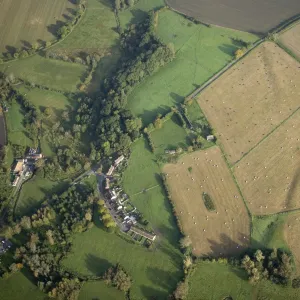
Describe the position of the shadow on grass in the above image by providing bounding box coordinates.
[85,254,112,276]
[140,285,168,300]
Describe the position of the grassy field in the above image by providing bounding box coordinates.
[151,115,191,154]
[79,281,125,300]
[0,55,86,92]
[127,9,258,125]
[0,270,45,300]
[15,174,68,217]
[0,0,76,53]
[163,146,250,257]
[234,109,300,215]
[119,0,165,29]
[251,214,289,251]
[63,211,182,300]
[188,260,300,300]
[198,42,300,164]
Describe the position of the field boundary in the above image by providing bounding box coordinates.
[232,106,300,166]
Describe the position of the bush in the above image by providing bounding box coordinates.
[202,192,216,211]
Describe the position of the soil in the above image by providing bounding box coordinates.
[280,23,300,60]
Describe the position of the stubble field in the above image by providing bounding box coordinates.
[0,0,76,52]
[198,42,300,164]
[280,22,300,60]
[163,146,250,257]
[234,109,300,215]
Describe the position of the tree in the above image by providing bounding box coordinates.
[234,48,245,59]
[4,226,13,239]
[179,236,192,249]
[85,210,92,221]
[44,107,53,117]
[20,216,32,229]
[115,0,121,10]
[174,281,189,300]
[104,264,132,292]
[127,0,134,7]
[46,230,55,245]
[49,278,82,300]
[32,42,39,50]
[13,224,22,235]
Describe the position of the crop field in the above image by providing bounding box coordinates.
[280,22,300,60]
[150,115,191,154]
[198,42,300,164]
[0,55,86,92]
[127,9,258,125]
[163,146,250,257]
[234,109,300,215]
[166,0,300,34]
[284,212,300,273]
[188,260,300,300]
[0,0,76,53]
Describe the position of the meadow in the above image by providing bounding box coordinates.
[0,55,86,92]
[188,260,300,300]
[198,42,300,164]
[279,22,300,61]
[163,146,250,257]
[151,115,191,154]
[126,9,258,125]
[1,270,45,300]
[0,0,76,53]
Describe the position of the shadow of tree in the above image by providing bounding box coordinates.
[140,285,167,300]
[85,254,112,276]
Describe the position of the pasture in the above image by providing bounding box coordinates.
[163,146,250,257]
[0,55,87,92]
[150,115,191,154]
[284,212,300,273]
[234,109,300,215]
[127,9,258,125]
[166,0,300,34]
[188,260,300,300]
[198,42,300,164]
[280,22,300,60]
[0,0,76,53]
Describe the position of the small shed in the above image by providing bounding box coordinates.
[206,135,215,141]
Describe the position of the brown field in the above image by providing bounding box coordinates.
[280,23,300,60]
[197,42,300,164]
[0,0,76,52]
[234,109,300,215]
[163,146,250,257]
[284,212,300,273]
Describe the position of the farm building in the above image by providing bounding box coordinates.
[130,226,156,241]
[105,178,110,190]
[12,176,20,187]
[13,159,24,174]
[165,150,176,155]
[206,135,215,141]
[107,165,115,176]
[114,155,125,166]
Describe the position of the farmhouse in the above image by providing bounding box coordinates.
[107,165,115,176]
[114,155,125,166]
[13,159,24,174]
[130,226,156,241]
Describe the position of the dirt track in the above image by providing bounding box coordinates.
[166,0,300,34]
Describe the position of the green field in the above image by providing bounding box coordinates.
[127,9,258,124]
[5,100,32,149]
[251,214,290,251]
[119,0,165,28]
[0,271,45,300]
[15,174,68,217]
[79,281,125,300]
[188,261,300,300]
[0,55,86,92]
[151,115,191,154]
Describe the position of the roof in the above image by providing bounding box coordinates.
[14,161,24,173]
[130,226,156,241]
[107,165,115,176]
[114,155,125,166]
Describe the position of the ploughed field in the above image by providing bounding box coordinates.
[163,146,250,257]
[234,109,300,215]
[280,23,300,60]
[0,0,76,52]
[198,42,300,165]
[166,0,300,34]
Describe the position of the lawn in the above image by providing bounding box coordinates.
[251,214,290,251]
[5,99,32,149]
[188,260,300,300]
[151,115,191,154]
[79,281,125,300]
[119,0,165,29]
[62,213,182,300]
[0,270,45,300]
[15,174,68,217]
[0,55,87,92]
[126,9,258,125]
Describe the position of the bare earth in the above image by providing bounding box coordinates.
[234,109,300,215]
[163,147,250,257]
[198,42,300,165]
[280,23,300,60]
[0,0,75,52]
[284,212,300,273]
